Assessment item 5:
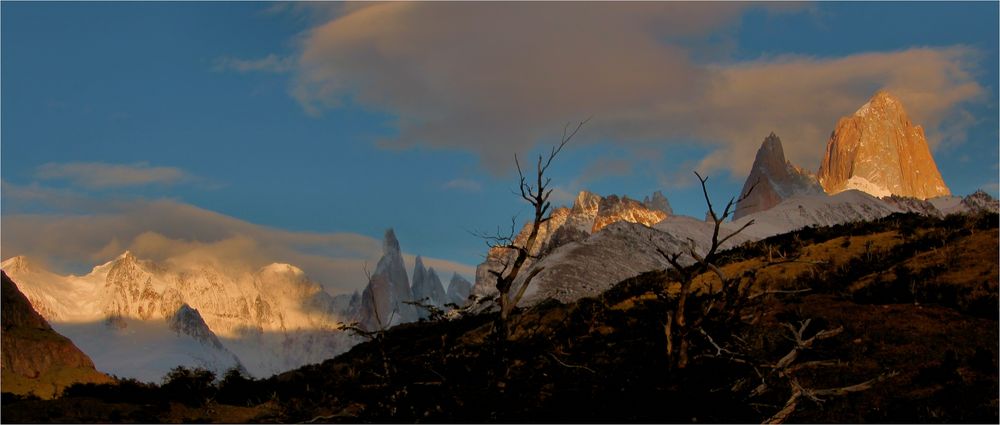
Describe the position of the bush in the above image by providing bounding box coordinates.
[161,366,216,406]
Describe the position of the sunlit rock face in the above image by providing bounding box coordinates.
[817,90,951,200]
[734,132,823,219]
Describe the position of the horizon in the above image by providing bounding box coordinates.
[2,2,998,294]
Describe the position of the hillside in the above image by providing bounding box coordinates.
[1,272,113,399]
[2,212,997,423]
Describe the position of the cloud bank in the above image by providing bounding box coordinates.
[289,2,985,177]
[1,183,475,294]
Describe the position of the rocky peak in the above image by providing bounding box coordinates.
[962,190,1000,213]
[734,132,823,219]
[1,256,33,274]
[447,273,472,305]
[383,228,401,255]
[360,228,416,328]
[817,90,951,200]
[642,191,673,215]
[169,304,225,350]
[410,256,447,311]
[592,195,668,233]
[571,191,602,216]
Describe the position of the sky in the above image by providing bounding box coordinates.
[2,2,998,294]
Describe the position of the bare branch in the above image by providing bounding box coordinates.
[548,352,596,374]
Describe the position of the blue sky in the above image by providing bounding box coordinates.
[2,2,997,293]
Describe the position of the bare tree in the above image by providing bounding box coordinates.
[656,171,757,369]
[478,118,589,339]
[652,172,894,422]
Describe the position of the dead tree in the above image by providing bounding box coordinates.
[656,171,757,369]
[478,118,588,340]
[653,173,894,421]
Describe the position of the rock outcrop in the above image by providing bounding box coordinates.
[734,132,823,219]
[1,271,111,398]
[817,90,951,199]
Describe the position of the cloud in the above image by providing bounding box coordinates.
[1,183,475,294]
[441,178,482,192]
[214,54,294,74]
[577,158,633,184]
[35,162,193,189]
[289,2,985,177]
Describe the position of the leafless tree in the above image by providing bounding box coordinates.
[653,173,894,422]
[656,171,757,369]
[477,118,589,340]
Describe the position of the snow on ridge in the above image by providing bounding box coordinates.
[842,176,893,198]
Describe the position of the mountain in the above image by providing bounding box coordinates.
[2,271,112,398]
[479,186,996,308]
[357,229,420,330]
[643,191,673,215]
[734,132,823,219]
[593,195,669,233]
[446,273,472,305]
[817,90,951,199]
[1,254,352,380]
[473,190,671,299]
[23,212,992,423]
[410,256,448,315]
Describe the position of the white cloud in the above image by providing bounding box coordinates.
[289,2,986,177]
[35,162,193,189]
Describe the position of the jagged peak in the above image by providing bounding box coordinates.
[854,89,904,118]
[174,303,199,317]
[414,255,425,271]
[571,190,602,213]
[756,132,786,164]
[383,228,401,255]
[1,255,32,273]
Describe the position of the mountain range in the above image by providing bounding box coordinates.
[1,90,997,386]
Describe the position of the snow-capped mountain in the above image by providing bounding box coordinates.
[734,132,823,219]
[473,190,671,298]
[817,90,951,199]
[1,253,354,379]
[472,186,995,309]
